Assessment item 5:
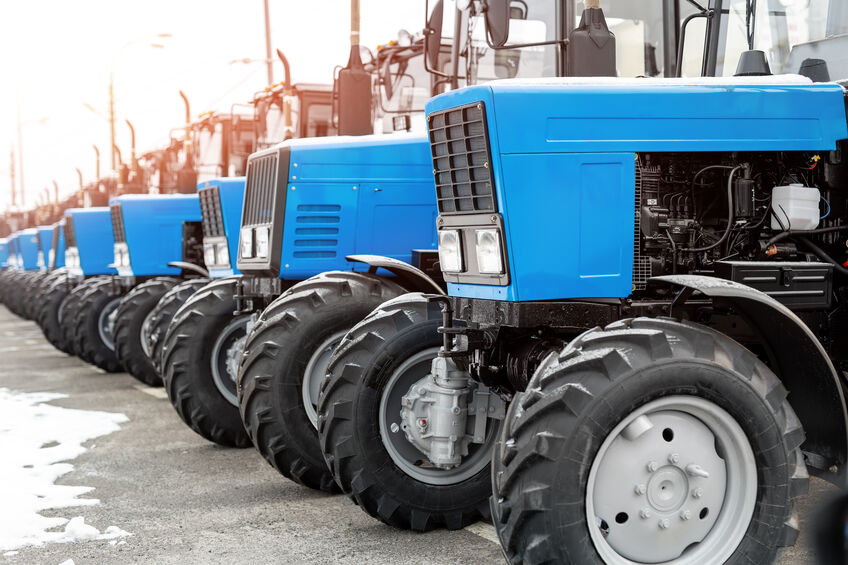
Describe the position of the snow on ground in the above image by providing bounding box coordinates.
[0,388,131,551]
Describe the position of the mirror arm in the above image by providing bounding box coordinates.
[674,9,711,77]
[423,0,450,79]
[485,36,567,51]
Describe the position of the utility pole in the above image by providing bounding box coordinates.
[263,0,274,85]
[109,72,116,171]
[15,89,25,208]
[9,148,15,208]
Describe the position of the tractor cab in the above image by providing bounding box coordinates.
[250,82,335,149]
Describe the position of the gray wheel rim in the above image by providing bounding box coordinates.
[303,330,348,430]
[378,347,499,486]
[210,316,249,407]
[97,297,123,351]
[139,308,157,358]
[585,395,757,564]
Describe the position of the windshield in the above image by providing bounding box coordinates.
[683,0,848,79]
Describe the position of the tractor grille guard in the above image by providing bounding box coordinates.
[110,204,126,243]
[199,185,225,238]
[428,102,496,215]
[237,147,287,275]
[242,151,279,227]
[64,217,77,248]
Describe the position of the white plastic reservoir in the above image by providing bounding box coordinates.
[771,183,821,230]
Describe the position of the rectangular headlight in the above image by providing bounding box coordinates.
[255,226,270,259]
[240,228,254,258]
[204,243,216,266]
[438,230,463,273]
[215,242,230,266]
[475,229,504,274]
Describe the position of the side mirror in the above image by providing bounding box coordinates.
[486,0,511,48]
[425,0,444,70]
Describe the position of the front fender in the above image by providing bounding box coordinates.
[346,254,444,295]
[653,274,848,486]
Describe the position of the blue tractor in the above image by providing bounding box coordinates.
[3,228,43,319]
[0,238,9,268]
[160,34,448,477]
[320,0,848,561]
[25,223,69,321]
[40,207,118,356]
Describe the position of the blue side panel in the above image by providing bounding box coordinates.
[114,194,201,276]
[53,224,66,268]
[198,177,245,279]
[278,133,437,279]
[67,208,117,276]
[425,79,848,302]
[37,226,53,269]
[18,229,41,271]
[0,239,8,268]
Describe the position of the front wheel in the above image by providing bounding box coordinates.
[318,293,498,531]
[72,277,130,372]
[162,277,251,447]
[492,317,808,565]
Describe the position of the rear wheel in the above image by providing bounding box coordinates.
[492,317,808,565]
[37,275,78,354]
[113,277,179,386]
[238,271,406,492]
[162,277,251,447]
[25,271,51,320]
[146,278,209,375]
[318,293,498,531]
[60,277,109,357]
[73,277,130,372]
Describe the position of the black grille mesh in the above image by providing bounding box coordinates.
[64,217,76,248]
[243,151,279,226]
[634,164,658,291]
[110,204,126,243]
[428,102,495,215]
[199,186,225,237]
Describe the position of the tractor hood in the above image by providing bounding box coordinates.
[197,177,245,279]
[64,207,117,277]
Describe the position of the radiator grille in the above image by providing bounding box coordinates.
[428,102,495,215]
[634,163,658,291]
[242,151,279,226]
[199,186,225,237]
[110,204,126,243]
[64,217,76,248]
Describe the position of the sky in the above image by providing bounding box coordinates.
[0,0,425,211]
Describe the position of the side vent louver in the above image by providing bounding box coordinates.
[293,204,339,258]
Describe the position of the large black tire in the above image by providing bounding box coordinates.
[7,271,36,319]
[23,271,50,320]
[318,293,494,531]
[147,278,210,375]
[0,270,24,313]
[37,275,78,354]
[492,317,808,565]
[59,278,106,357]
[162,277,252,447]
[113,277,179,386]
[31,269,70,328]
[238,271,406,493]
[72,277,130,372]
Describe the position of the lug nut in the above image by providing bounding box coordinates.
[634,484,647,495]
[390,423,399,433]
[640,508,651,519]
[659,519,670,530]
[692,488,703,499]
[680,510,691,521]
[668,453,680,464]
[647,461,659,472]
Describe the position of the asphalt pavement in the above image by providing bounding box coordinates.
[0,305,836,564]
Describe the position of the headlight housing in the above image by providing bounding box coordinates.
[240,227,254,258]
[255,226,270,259]
[438,230,462,273]
[475,229,504,274]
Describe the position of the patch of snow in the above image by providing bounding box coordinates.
[2,551,19,556]
[58,560,75,565]
[0,388,130,551]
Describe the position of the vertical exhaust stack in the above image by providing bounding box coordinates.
[337,0,373,136]
[567,0,616,77]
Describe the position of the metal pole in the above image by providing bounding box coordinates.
[263,0,274,85]
[15,89,25,207]
[9,148,15,208]
[350,0,360,47]
[109,72,116,170]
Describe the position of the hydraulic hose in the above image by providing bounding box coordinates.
[681,164,746,254]
[797,236,848,276]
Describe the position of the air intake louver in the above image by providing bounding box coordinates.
[634,164,659,291]
[64,217,76,248]
[243,151,279,226]
[199,186,225,237]
[110,204,126,243]
[428,102,496,215]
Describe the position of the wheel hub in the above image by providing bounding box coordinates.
[98,297,122,351]
[586,397,756,564]
[210,316,250,407]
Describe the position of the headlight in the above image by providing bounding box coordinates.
[255,226,270,259]
[438,230,462,273]
[475,229,504,274]
[240,228,254,258]
[215,242,230,266]
[204,243,216,266]
[37,251,45,268]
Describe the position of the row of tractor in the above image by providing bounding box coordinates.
[3,1,848,563]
